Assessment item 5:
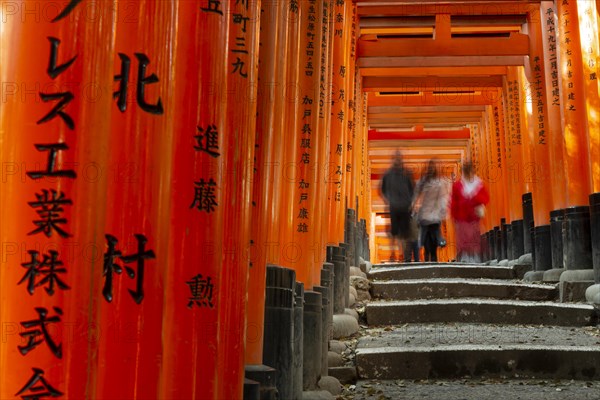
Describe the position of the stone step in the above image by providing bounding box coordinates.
[356,324,600,380]
[371,279,558,301]
[366,299,597,326]
[351,379,600,400]
[369,264,516,281]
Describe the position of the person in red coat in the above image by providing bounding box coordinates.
[450,162,489,263]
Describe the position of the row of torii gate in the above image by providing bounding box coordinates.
[1,0,600,399]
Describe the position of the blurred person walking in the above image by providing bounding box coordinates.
[380,153,415,262]
[413,160,449,262]
[450,162,489,263]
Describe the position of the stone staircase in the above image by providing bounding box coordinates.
[355,262,600,382]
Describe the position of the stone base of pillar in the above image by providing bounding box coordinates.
[585,284,600,304]
[318,376,343,396]
[517,253,533,266]
[542,268,565,283]
[559,269,595,302]
[523,270,545,282]
[332,314,359,339]
[245,365,279,400]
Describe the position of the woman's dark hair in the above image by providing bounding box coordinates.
[462,161,473,177]
[423,160,438,182]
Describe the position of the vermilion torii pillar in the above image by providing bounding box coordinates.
[540,1,568,210]
[556,0,593,206]
[577,0,600,193]
[326,0,351,246]
[245,0,290,374]
[0,1,115,398]
[524,7,554,228]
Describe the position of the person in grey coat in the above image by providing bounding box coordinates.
[413,160,449,262]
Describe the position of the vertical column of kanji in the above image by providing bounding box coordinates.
[517,67,535,196]
[277,0,301,271]
[488,97,508,225]
[343,3,357,210]
[217,0,260,397]
[283,0,324,288]
[482,109,498,228]
[523,8,554,226]
[158,1,227,398]
[1,1,117,398]
[540,1,567,209]
[481,119,496,232]
[353,72,364,218]
[494,90,511,224]
[556,0,593,206]
[314,0,334,280]
[577,1,600,192]
[500,83,515,221]
[94,1,176,399]
[503,70,525,220]
[360,93,368,237]
[325,0,348,245]
[499,89,516,222]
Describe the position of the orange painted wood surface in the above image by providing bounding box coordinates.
[577,1,600,193]
[216,0,260,398]
[525,7,553,225]
[1,2,115,398]
[94,2,176,399]
[556,0,593,206]
[540,1,567,210]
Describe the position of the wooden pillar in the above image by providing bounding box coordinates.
[540,1,568,209]
[314,0,335,278]
[503,69,525,220]
[524,8,554,225]
[489,93,510,224]
[556,0,593,205]
[477,120,495,231]
[326,0,350,245]
[95,2,177,399]
[216,0,261,397]
[344,3,358,210]
[517,67,536,198]
[160,2,230,398]
[0,2,115,398]
[577,0,600,193]
[246,0,288,366]
[284,0,326,289]
[278,2,302,272]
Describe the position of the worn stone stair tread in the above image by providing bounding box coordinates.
[356,324,600,380]
[371,279,558,300]
[357,344,600,353]
[357,323,600,349]
[356,345,600,380]
[369,265,515,281]
[351,379,600,399]
[366,299,596,326]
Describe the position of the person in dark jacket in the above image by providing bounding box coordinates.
[380,153,415,261]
